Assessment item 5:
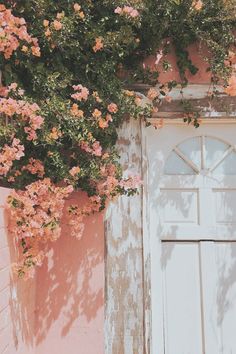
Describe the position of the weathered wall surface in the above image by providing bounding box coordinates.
[105,119,145,354]
[0,187,35,354]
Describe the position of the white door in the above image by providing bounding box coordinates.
[144,123,236,354]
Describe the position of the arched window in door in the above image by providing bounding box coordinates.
[164,136,236,175]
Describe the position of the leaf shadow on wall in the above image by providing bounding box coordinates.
[34,193,104,345]
[6,191,104,347]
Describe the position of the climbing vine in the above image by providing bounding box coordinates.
[0,0,235,278]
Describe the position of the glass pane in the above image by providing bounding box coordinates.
[178,137,201,169]
[165,151,196,175]
[213,151,236,175]
[205,137,229,169]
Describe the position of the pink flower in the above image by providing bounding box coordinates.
[22,158,45,177]
[114,7,122,14]
[147,88,159,100]
[93,37,104,52]
[225,75,236,96]
[114,6,139,18]
[0,138,24,176]
[107,103,118,113]
[130,9,139,18]
[9,82,18,91]
[98,118,109,129]
[53,20,62,30]
[92,141,102,156]
[192,0,203,10]
[119,175,143,189]
[71,84,89,101]
[92,108,102,119]
[74,3,81,12]
[69,166,81,177]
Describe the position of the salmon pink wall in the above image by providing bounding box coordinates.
[144,42,212,84]
[0,44,212,354]
[34,193,105,354]
[0,189,104,354]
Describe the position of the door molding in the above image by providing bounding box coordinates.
[149,117,236,125]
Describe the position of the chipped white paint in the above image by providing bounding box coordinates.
[130,84,225,101]
[105,118,145,354]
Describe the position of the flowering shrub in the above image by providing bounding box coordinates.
[0,0,235,278]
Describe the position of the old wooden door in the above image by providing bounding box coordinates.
[144,122,236,354]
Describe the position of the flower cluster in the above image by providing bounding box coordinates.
[191,0,203,11]
[7,179,73,278]
[0,95,44,141]
[67,195,102,239]
[114,6,140,18]
[0,4,40,58]
[22,158,45,178]
[71,84,89,101]
[0,138,24,176]
[80,140,102,156]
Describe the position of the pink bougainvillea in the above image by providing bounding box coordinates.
[7,179,74,278]
[0,4,40,58]
[0,138,24,176]
[71,84,89,101]
[114,6,140,18]
[0,94,44,140]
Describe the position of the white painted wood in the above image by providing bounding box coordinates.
[144,123,236,354]
[162,242,203,354]
[105,119,145,354]
[214,242,236,353]
[200,241,236,354]
[199,241,220,354]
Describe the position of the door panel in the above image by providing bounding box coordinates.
[159,189,199,224]
[214,190,236,224]
[162,241,236,354]
[162,242,203,354]
[201,242,236,354]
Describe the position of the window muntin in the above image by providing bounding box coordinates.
[165,136,236,175]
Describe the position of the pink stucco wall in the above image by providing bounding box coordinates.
[0,189,104,354]
[144,42,212,84]
[0,44,212,354]
[34,193,105,354]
